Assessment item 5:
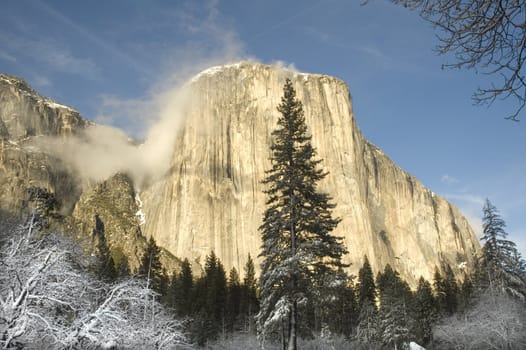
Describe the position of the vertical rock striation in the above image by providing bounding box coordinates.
[140,62,479,286]
[0,66,479,285]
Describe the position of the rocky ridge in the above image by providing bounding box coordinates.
[140,62,479,286]
[0,65,480,285]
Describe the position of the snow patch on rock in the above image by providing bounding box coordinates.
[135,193,146,225]
[191,62,244,83]
[44,100,75,111]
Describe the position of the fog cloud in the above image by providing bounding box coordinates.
[33,0,247,190]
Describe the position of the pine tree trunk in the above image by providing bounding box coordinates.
[288,300,297,350]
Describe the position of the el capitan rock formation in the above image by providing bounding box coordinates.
[139,62,479,285]
[0,64,479,285]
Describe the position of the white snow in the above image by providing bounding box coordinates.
[409,341,426,350]
[43,100,75,111]
[190,62,244,83]
[135,193,146,225]
[0,75,13,85]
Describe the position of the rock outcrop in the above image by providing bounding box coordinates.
[140,62,479,286]
[71,173,181,272]
[0,65,480,286]
[0,74,181,273]
[0,74,87,214]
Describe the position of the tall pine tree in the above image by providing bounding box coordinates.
[413,277,435,346]
[138,236,164,293]
[356,255,378,344]
[240,254,259,334]
[479,199,526,298]
[257,79,348,350]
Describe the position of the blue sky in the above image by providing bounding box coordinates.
[2,0,525,256]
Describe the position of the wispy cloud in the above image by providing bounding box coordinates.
[31,74,52,88]
[0,32,100,78]
[0,50,16,63]
[444,193,485,206]
[34,0,155,79]
[95,0,247,138]
[441,174,460,185]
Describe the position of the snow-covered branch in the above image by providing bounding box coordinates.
[0,223,188,349]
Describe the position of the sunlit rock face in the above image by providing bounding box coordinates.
[140,62,480,286]
[0,74,87,214]
[0,66,479,285]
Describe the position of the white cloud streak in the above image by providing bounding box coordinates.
[0,32,100,78]
[33,0,247,188]
[441,174,460,185]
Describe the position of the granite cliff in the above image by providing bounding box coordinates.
[139,62,479,285]
[0,65,479,285]
[0,73,179,272]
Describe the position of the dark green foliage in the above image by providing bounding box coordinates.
[458,274,474,312]
[357,256,376,309]
[26,187,59,218]
[257,79,348,349]
[24,187,60,233]
[376,264,412,349]
[138,236,164,293]
[413,277,436,345]
[356,256,378,344]
[240,254,259,334]
[326,275,358,338]
[172,258,193,316]
[442,264,459,314]
[189,251,228,345]
[226,267,242,332]
[92,214,116,281]
[116,255,131,278]
[433,266,446,314]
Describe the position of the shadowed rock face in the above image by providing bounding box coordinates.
[0,65,479,285]
[139,62,479,286]
[0,74,87,214]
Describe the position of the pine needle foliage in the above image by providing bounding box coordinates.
[257,79,348,350]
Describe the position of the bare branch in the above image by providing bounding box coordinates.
[389,0,526,121]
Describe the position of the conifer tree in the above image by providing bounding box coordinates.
[357,255,376,308]
[433,266,446,314]
[226,267,242,332]
[240,254,259,334]
[326,275,358,337]
[173,258,193,316]
[442,263,459,314]
[356,255,378,344]
[190,251,227,344]
[458,275,474,312]
[480,199,526,298]
[413,277,435,346]
[138,236,164,293]
[376,264,412,349]
[257,79,347,350]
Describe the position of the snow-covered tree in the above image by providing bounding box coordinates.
[376,264,412,350]
[479,199,526,299]
[433,291,526,349]
[0,222,188,349]
[257,79,348,350]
